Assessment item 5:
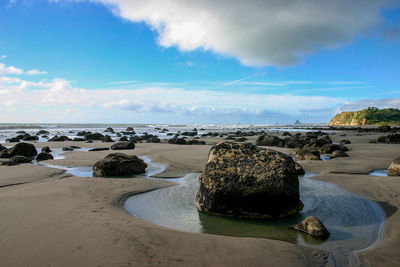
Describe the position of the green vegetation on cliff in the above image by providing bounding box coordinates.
[329,107,400,126]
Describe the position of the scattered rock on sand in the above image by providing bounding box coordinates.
[330,150,349,159]
[36,130,50,135]
[340,139,351,145]
[89,148,109,152]
[196,142,303,219]
[48,135,72,142]
[291,216,330,239]
[93,153,147,177]
[84,132,104,141]
[378,134,400,144]
[295,150,321,161]
[103,135,114,142]
[2,155,33,166]
[36,152,54,162]
[119,136,128,141]
[387,157,400,176]
[111,141,135,150]
[168,135,187,145]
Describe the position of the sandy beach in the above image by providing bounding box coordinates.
[1,131,399,267]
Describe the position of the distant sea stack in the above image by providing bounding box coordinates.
[329,107,400,126]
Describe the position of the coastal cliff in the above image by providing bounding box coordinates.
[329,107,400,126]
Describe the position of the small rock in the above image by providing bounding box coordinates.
[291,216,330,239]
[36,153,54,162]
[388,157,400,176]
[111,141,135,150]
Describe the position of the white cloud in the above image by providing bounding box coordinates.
[1,55,7,60]
[0,63,23,75]
[26,69,48,75]
[57,0,396,66]
[0,63,47,75]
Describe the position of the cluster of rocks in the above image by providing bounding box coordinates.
[168,135,206,145]
[255,132,349,160]
[0,143,38,166]
[378,133,400,144]
[6,132,39,142]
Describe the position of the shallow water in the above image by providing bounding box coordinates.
[125,172,384,251]
[33,148,164,178]
[369,170,388,177]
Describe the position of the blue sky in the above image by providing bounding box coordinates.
[1,0,400,124]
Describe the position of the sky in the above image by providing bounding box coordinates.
[1,0,400,125]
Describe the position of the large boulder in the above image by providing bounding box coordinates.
[196,142,303,219]
[36,153,54,162]
[387,157,400,176]
[93,153,147,177]
[292,216,330,239]
[330,150,349,159]
[111,141,135,150]
[6,142,37,158]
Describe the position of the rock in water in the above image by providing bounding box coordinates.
[196,142,303,219]
[93,153,147,177]
[292,216,330,239]
[388,157,400,176]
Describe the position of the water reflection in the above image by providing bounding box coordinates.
[125,172,384,251]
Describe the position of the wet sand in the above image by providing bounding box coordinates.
[0,132,399,266]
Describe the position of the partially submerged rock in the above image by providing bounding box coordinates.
[196,142,303,219]
[291,216,330,239]
[93,153,147,177]
[388,157,400,176]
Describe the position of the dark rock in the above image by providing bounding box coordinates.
[111,141,135,150]
[378,134,400,144]
[168,136,187,145]
[77,131,88,136]
[319,144,343,154]
[340,139,351,145]
[187,139,206,145]
[181,131,197,136]
[146,136,161,143]
[102,135,114,142]
[73,137,85,141]
[36,153,54,162]
[89,148,110,152]
[84,132,104,141]
[16,131,26,134]
[377,125,391,133]
[62,147,74,151]
[256,135,285,147]
[196,142,303,219]
[125,127,135,132]
[22,134,39,141]
[282,131,292,136]
[295,162,305,175]
[291,216,330,239]
[6,137,20,143]
[104,127,115,133]
[2,155,33,166]
[0,144,6,151]
[388,157,400,176]
[48,135,72,142]
[93,153,147,177]
[119,136,128,141]
[236,137,248,142]
[41,146,52,153]
[7,142,37,158]
[295,150,321,161]
[36,130,50,135]
[330,150,349,159]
